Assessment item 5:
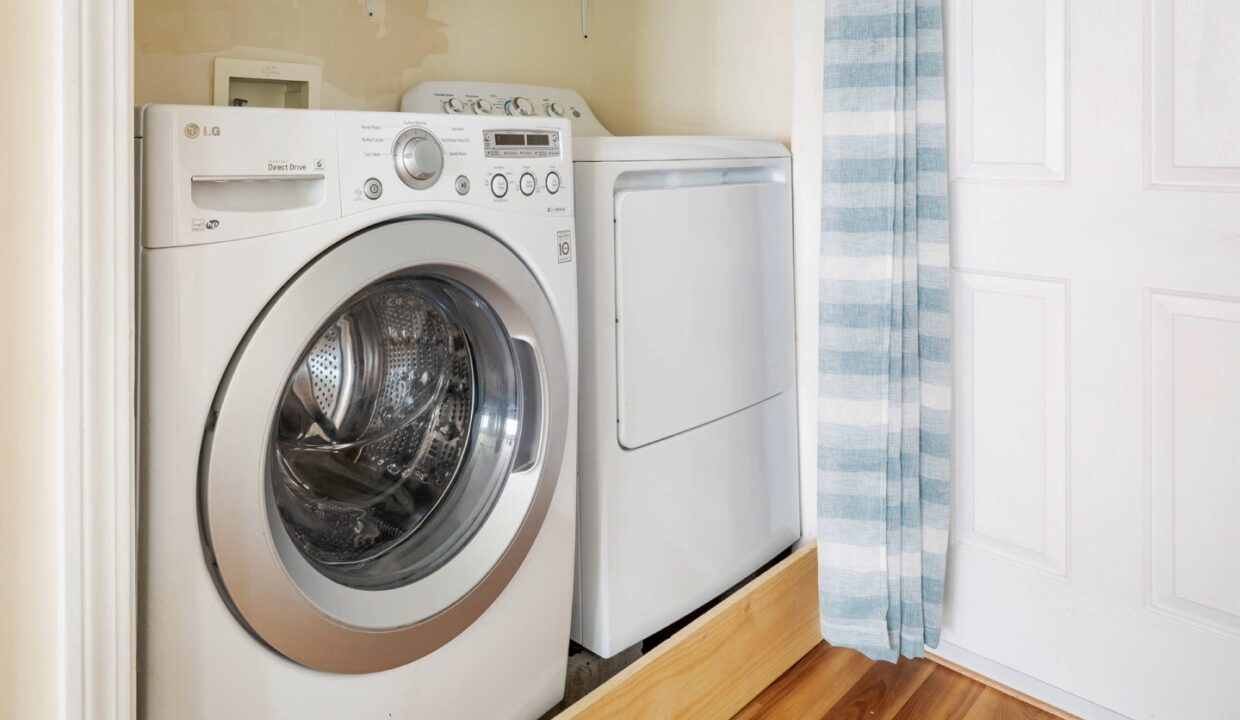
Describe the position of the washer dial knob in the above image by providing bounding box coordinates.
[400,138,442,180]
[392,128,444,190]
[443,97,465,114]
[507,96,535,116]
[473,98,493,114]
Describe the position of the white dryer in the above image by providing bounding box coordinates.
[138,105,577,718]
[403,84,801,659]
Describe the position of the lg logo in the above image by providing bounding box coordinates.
[184,123,221,139]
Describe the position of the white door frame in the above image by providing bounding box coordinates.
[61,0,136,717]
[790,0,826,543]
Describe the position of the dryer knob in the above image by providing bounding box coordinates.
[508,96,535,116]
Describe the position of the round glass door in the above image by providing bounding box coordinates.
[272,276,520,590]
[201,219,569,673]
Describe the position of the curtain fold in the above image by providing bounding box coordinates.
[817,0,951,662]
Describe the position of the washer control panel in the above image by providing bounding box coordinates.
[137,105,572,249]
[402,81,612,137]
[336,111,571,217]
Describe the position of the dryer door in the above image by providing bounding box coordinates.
[201,219,568,674]
[613,179,794,449]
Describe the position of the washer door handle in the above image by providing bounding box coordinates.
[512,339,543,473]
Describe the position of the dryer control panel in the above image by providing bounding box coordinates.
[402,81,612,138]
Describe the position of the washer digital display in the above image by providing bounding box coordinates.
[484,129,562,159]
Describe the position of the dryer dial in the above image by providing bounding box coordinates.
[507,96,535,116]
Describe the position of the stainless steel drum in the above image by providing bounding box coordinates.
[271,276,521,590]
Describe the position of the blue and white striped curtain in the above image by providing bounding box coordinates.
[817,0,951,662]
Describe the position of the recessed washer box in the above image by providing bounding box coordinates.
[213,58,321,109]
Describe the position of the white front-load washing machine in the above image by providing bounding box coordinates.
[137,105,577,719]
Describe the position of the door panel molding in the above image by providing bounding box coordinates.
[953,270,1071,580]
[949,0,1069,183]
[1147,290,1240,639]
[1147,0,1240,190]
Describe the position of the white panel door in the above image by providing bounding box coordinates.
[939,0,1240,717]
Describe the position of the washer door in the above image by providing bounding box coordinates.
[201,219,568,674]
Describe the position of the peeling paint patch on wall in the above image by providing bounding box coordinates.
[134,0,591,111]
[132,0,791,143]
[136,0,447,102]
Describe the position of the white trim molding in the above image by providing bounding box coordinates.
[929,643,1130,720]
[60,0,136,717]
[790,0,826,542]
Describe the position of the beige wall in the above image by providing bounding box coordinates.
[586,0,793,144]
[135,0,591,110]
[135,0,793,143]
[0,2,63,720]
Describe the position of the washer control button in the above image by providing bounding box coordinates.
[545,171,561,194]
[454,175,471,195]
[363,178,383,200]
[519,172,536,196]
[490,174,509,198]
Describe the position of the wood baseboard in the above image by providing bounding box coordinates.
[557,544,821,719]
[557,543,1076,719]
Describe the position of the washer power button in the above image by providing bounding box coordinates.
[546,171,561,194]
[491,174,509,198]
[363,178,383,200]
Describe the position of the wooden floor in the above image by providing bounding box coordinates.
[733,643,1059,720]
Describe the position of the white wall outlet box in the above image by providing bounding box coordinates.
[213,58,322,109]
